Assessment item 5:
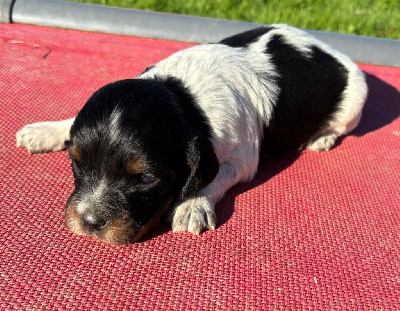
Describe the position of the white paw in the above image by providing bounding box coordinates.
[16,121,70,153]
[171,196,216,235]
[306,133,338,152]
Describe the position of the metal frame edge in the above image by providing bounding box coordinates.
[8,0,400,67]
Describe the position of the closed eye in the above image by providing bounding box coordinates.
[139,174,156,184]
[128,173,158,189]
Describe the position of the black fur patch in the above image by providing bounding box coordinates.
[219,26,275,48]
[261,34,349,154]
[154,76,214,139]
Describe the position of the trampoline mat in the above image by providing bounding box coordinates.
[1,24,399,309]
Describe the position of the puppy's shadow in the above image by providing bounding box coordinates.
[144,72,400,241]
[352,73,400,136]
[215,152,299,228]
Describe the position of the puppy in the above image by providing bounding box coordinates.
[16,25,367,244]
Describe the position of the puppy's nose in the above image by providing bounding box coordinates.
[81,212,108,232]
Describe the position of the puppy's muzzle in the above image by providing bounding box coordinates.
[65,198,139,245]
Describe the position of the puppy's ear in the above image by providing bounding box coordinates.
[180,135,219,200]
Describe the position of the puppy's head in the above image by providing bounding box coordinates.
[65,78,218,244]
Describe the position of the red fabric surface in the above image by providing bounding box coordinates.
[1,24,399,309]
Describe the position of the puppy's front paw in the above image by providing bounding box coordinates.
[16,121,69,153]
[171,196,216,235]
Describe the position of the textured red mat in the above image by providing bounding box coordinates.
[1,24,399,309]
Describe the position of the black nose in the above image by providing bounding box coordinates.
[81,212,108,232]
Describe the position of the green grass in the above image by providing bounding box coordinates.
[69,0,400,39]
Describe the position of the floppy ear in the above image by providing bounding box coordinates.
[180,135,219,200]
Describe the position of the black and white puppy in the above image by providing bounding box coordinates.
[16,25,367,244]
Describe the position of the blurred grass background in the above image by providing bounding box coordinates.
[68,0,399,39]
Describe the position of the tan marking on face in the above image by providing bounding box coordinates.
[69,145,81,162]
[65,204,86,236]
[126,158,147,175]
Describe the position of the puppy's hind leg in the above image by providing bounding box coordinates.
[16,118,75,153]
[305,100,364,153]
[305,132,338,152]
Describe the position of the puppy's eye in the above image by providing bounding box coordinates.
[139,174,155,185]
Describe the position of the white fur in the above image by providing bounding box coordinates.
[140,44,280,183]
[76,179,108,215]
[108,109,123,144]
[16,25,367,235]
